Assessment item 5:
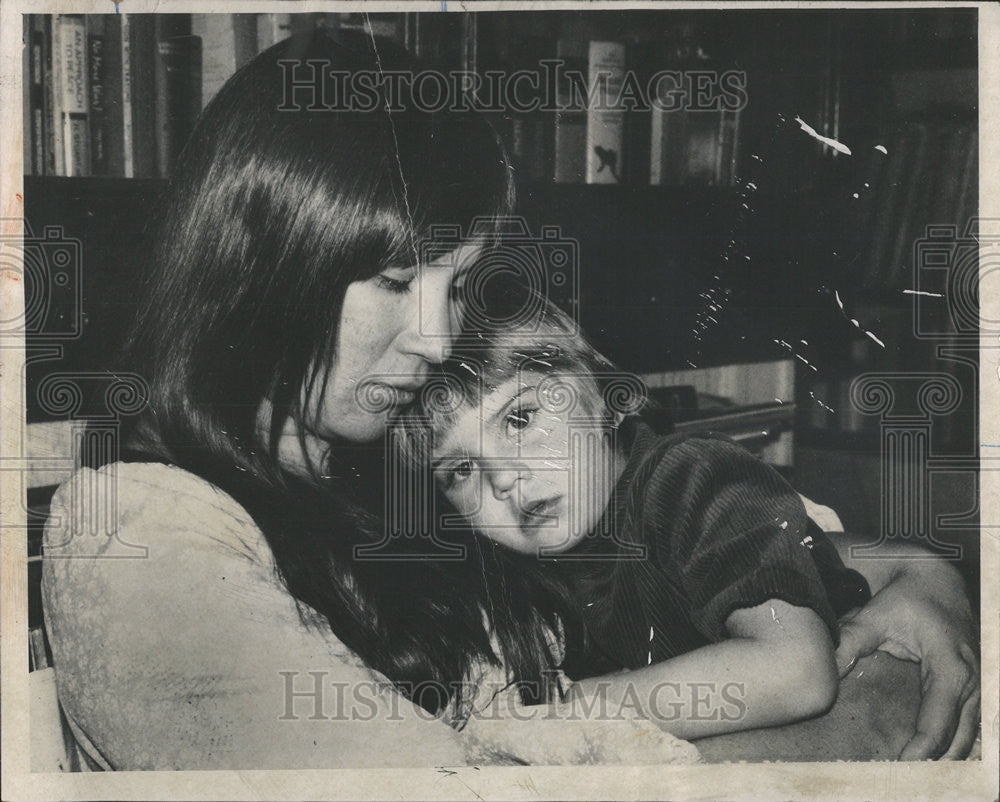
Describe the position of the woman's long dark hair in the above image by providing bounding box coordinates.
[117,28,574,715]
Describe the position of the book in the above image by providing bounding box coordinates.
[621,36,652,186]
[684,110,721,185]
[86,16,107,175]
[122,14,157,178]
[192,14,259,110]
[256,13,292,52]
[48,16,65,175]
[584,40,626,184]
[490,25,554,185]
[94,15,125,176]
[717,109,741,185]
[27,16,46,174]
[155,15,200,178]
[29,626,50,671]
[56,14,90,176]
[649,68,686,185]
[866,128,913,287]
[886,122,930,288]
[23,16,31,172]
[553,37,588,184]
[956,127,978,224]
[929,125,969,228]
[649,23,741,187]
[337,13,403,43]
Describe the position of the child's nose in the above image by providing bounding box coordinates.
[489,465,522,500]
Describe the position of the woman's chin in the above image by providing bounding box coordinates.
[317,411,393,444]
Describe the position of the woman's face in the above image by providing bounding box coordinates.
[306,243,483,443]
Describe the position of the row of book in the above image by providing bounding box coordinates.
[22,13,322,178]
[860,119,977,293]
[25,12,741,187]
[495,22,742,187]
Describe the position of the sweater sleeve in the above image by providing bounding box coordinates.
[41,463,466,770]
[636,434,840,644]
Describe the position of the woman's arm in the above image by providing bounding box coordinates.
[827,531,980,759]
[42,465,469,769]
[42,464,699,768]
[694,649,921,762]
[692,531,980,762]
[565,599,839,741]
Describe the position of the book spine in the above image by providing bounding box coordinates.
[48,15,65,175]
[621,38,650,186]
[233,14,258,69]
[22,16,31,172]
[154,15,195,179]
[683,110,722,186]
[956,127,977,225]
[886,122,930,288]
[192,14,237,110]
[929,125,966,228]
[156,35,202,177]
[57,14,90,177]
[553,38,588,184]
[28,627,50,671]
[584,40,626,184]
[867,128,911,288]
[101,15,124,177]
[256,13,292,52]
[128,14,157,177]
[86,16,106,175]
[121,13,133,177]
[717,109,741,186]
[649,75,686,185]
[28,17,46,175]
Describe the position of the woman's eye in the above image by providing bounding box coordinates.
[453,460,474,480]
[504,407,536,436]
[375,268,417,294]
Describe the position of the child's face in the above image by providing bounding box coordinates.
[431,372,624,555]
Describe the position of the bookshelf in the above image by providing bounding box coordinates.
[22,10,979,449]
[21,7,982,619]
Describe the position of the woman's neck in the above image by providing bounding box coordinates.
[257,398,331,479]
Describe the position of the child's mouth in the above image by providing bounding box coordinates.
[520,497,561,529]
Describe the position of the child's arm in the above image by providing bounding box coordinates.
[565,598,839,741]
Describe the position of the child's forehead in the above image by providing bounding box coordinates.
[430,374,540,455]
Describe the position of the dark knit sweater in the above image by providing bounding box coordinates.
[559,419,871,679]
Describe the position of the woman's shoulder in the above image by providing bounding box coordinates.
[43,461,269,564]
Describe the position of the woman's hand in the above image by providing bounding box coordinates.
[834,554,980,760]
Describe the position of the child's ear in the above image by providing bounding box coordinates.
[610,410,626,429]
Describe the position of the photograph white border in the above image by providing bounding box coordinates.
[1,1,996,799]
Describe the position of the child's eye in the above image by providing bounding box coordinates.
[504,406,536,437]
[437,460,475,490]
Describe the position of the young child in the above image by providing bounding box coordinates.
[397,304,873,741]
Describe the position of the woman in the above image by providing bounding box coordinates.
[41,28,978,770]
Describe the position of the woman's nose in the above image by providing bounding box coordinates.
[398,272,455,364]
